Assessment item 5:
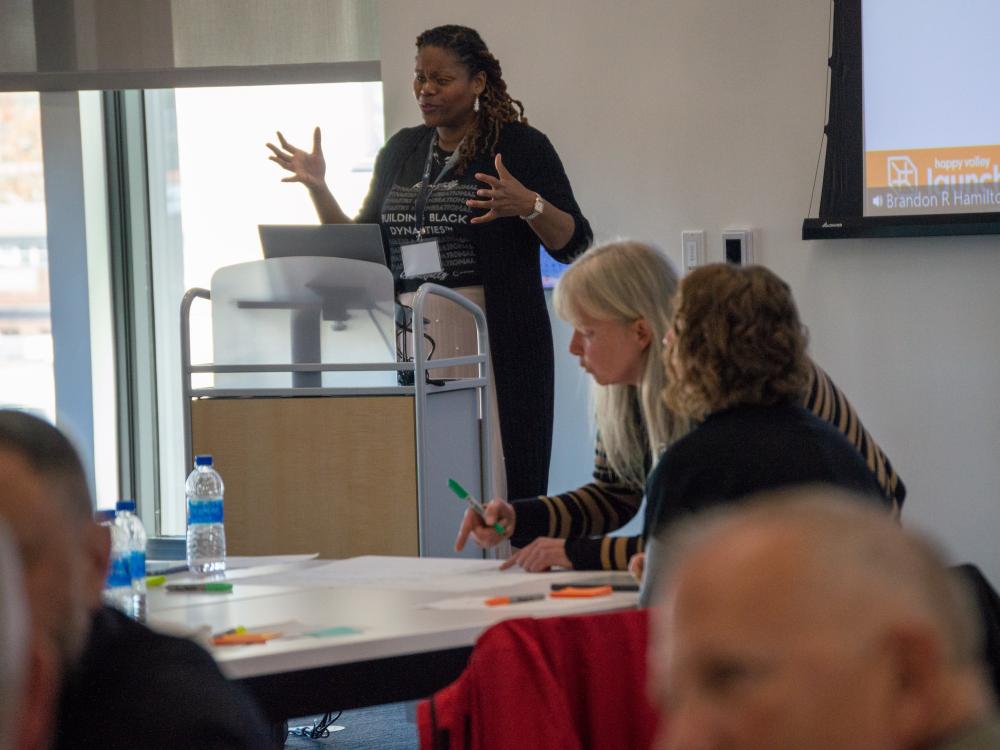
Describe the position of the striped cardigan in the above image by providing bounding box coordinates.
[509,361,905,570]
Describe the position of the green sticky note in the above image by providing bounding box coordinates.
[305,626,362,638]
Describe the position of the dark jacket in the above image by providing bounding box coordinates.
[645,402,890,538]
[358,122,592,497]
[55,606,273,749]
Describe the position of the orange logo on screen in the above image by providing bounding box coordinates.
[867,145,1000,188]
[886,156,918,188]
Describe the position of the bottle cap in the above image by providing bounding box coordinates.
[115,499,136,512]
[93,509,116,523]
[194,455,213,466]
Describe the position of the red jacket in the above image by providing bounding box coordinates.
[418,608,659,749]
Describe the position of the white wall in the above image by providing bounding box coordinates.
[378,1,1000,584]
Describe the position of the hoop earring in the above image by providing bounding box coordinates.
[473,95,480,113]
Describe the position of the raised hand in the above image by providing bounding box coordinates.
[499,537,571,572]
[467,153,537,224]
[266,127,327,192]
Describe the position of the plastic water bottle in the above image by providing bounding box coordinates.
[115,499,148,622]
[185,455,227,576]
[97,509,133,616]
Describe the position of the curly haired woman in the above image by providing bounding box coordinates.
[644,263,892,542]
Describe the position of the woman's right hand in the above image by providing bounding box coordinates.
[455,498,516,551]
[267,127,327,192]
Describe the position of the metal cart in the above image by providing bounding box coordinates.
[180,262,495,560]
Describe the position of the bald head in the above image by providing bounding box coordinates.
[649,487,993,750]
[658,489,982,665]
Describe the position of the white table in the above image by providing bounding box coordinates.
[147,556,638,720]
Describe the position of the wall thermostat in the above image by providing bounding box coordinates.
[722,229,753,265]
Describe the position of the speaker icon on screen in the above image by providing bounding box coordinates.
[872,195,883,207]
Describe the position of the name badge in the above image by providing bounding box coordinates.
[401,239,443,277]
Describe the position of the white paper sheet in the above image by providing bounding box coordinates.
[154,554,322,584]
[228,555,564,592]
[225,554,319,569]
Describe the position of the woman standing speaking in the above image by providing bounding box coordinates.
[269,25,592,499]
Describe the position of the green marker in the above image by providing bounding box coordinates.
[448,478,506,535]
[165,582,233,593]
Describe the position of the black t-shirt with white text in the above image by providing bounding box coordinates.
[380,142,482,293]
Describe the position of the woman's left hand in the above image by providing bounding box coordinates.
[468,154,537,224]
[499,537,571,572]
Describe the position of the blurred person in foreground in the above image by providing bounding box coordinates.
[648,487,1000,750]
[0,516,57,750]
[0,410,273,750]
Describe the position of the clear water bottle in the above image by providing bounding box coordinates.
[97,509,133,616]
[115,499,148,622]
[185,455,226,576]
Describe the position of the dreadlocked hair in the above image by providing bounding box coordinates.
[416,25,526,173]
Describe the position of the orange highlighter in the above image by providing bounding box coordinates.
[212,630,283,646]
[549,585,614,599]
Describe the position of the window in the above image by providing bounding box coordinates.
[0,92,53,419]
[144,82,384,534]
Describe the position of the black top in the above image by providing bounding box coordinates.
[508,361,906,570]
[55,606,273,750]
[358,122,592,497]
[644,402,889,539]
[381,140,481,291]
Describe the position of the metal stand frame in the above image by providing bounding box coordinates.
[179,282,493,556]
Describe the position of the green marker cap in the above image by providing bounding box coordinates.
[447,477,505,536]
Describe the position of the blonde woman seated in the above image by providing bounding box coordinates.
[456,243,904,572]
[644,263,892,554]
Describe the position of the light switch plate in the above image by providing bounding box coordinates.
[681,230,705,272]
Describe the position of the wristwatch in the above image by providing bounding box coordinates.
[520,194,544,221]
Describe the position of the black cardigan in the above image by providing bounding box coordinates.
[644,403,890,539]
[55,607,270,749]
[357,122,592,498]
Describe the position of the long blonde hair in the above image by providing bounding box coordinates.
[553,241,688,487]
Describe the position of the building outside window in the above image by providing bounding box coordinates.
[0,92,53,420]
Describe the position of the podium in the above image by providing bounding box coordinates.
[180,257,493,560]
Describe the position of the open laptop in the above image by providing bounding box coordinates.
[258,224,386,265]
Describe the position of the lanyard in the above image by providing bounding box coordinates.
[413,134,463,239]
